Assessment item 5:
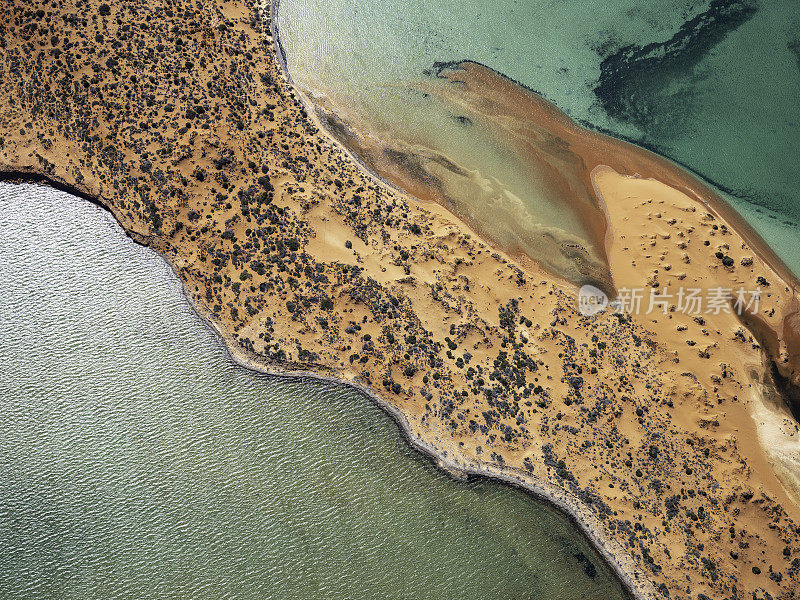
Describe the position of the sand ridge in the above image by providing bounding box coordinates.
[0,0,799,598]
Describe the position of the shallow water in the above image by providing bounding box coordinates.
[277,0,800,277]
[0,184,627,599]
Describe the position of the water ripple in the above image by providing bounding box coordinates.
[0,184,625,600]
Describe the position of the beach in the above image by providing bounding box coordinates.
[1,0,800,598]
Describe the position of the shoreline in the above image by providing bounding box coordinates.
[0,169,645,599]
[267,25,614,292]
[163,257,647,600]
[267,3,651,595]
[428,59,800,402]
[270,30,800,302]
[3,0,800,596]
[268,1,616,294]
[267,0,420,211]
[268,6,800,592]
[431,60,800,293]
[270,0,800,510]
[214,311,645,600]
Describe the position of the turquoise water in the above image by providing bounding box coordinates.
[0,184,627,599]
[277,0,800,276]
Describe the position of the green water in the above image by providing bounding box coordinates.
[277,0,800,276]
[0,184,627,599]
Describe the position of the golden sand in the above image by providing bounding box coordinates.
[1,1,799,598]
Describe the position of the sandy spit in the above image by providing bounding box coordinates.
[3,0,800,597]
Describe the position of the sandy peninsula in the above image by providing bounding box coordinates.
[1,1,800,598]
